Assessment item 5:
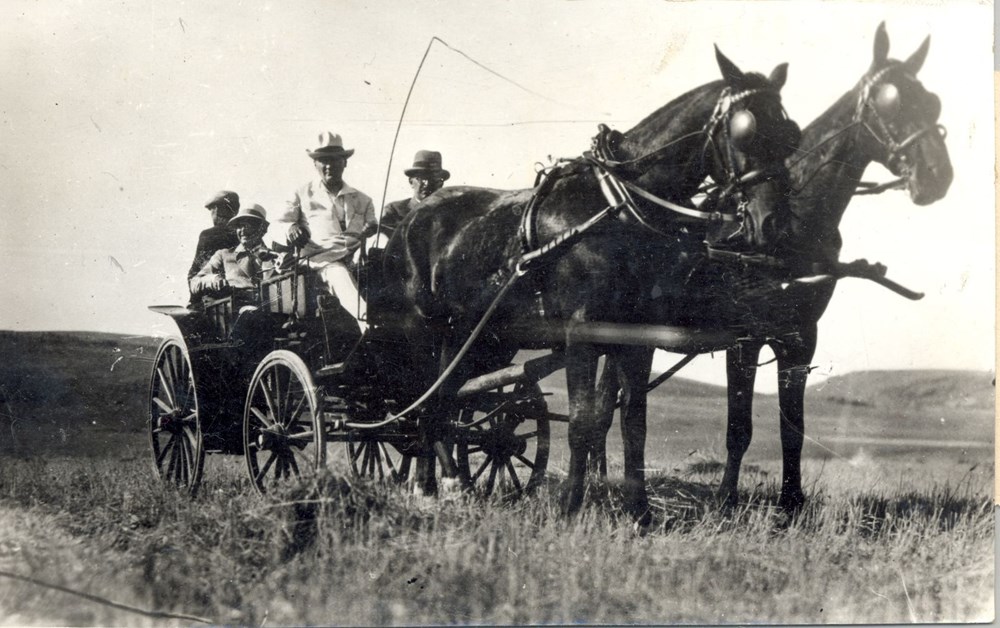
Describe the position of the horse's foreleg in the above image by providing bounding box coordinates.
[562,343,601,516]
[773,327,817,514]
[617,346,654,526]
[417,335,461,496]
[718,341,763,507]
[591,353,619,478]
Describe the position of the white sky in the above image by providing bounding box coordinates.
[0,0,994,388]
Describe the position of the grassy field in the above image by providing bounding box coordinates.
[0,331,993,625]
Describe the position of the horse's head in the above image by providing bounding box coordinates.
[703,47,801,250]
[856,22,953,205]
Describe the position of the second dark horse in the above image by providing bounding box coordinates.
[594,22,953,521]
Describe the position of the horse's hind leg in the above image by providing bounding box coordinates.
[718,341,763,508]
[562,343,601,516]
[772,327,817,515]
[617,346,654,526]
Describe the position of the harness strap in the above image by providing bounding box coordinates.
[620,179,738,222]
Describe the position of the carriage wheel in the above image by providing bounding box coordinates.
[148,338,204,494]
[243,351,326,494]
[347,439,414,484]
[455,381,550,498]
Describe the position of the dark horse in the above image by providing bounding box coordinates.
[380,47,801,516]
[595,22,953,519]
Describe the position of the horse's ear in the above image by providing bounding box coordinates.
[769,63,788,90]
[715,45,744,82]
[903,35,930,75]
[872,21,890,66]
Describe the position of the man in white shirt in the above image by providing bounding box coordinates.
[274,132,377,331]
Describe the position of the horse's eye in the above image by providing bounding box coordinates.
[729,110,757,150]
[872,83,901,119]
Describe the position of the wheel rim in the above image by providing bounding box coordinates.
[348,439,413,484]
[456,381,550,498]
[148,339,204,494]
[244,351,325,494]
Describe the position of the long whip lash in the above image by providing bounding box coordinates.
[378,36,582,216]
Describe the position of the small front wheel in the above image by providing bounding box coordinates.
[348,438,414,484]
[455,381,550,499]
[243,351,326,494]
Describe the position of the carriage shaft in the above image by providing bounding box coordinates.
[507,321,739,354]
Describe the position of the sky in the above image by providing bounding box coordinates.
[0,0,994,389]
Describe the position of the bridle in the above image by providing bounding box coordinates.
[855,63,946,175]
[588,85,791,230]
[791,63,946,197]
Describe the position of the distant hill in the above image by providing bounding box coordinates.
[0,331,993,458]
[808,369,994,411]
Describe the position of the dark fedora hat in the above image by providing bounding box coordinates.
[307,131,355,160]
[404,150,450,180]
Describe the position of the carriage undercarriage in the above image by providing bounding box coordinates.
[146,256,807,499]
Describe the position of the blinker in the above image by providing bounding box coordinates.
[729,110,757,150]
[873,83,901,119]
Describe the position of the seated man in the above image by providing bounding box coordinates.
[377,150,450,244]
[273,132,377,332]
[190,204,277,307]
[187,190,240,306]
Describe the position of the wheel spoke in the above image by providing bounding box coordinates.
[181,378,196,413]
[485,460,499,494]
[155,435,174,467]
[380,443,399,479]
[286,450,301,477]
[156,368,176,409]
[255,452,278,485]
[285,393,308,428]
[166,435,179,480]
[372,442,385,480]
[514,453,535,469]
[471,455,492,482]
[505,459,522,491]
[260,372,279,424]
[287,430,315,444]
[152,396,173,415]
[350,441,364,465]
[281,374,295,427]
[249,406,272,428]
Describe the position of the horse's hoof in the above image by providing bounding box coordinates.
[777,490,806,516]
[715,490,739,511]
[631,508,654,536]
[559,486,585,517]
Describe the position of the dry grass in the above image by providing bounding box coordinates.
[0,452,991,626]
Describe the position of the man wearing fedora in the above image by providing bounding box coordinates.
[190,204,276,304]
[379,150,450,239]
[274,132,377,331]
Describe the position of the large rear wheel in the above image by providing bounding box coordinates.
[455,381,550,499]
[148,339,204,494]
[243,351,326,494]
